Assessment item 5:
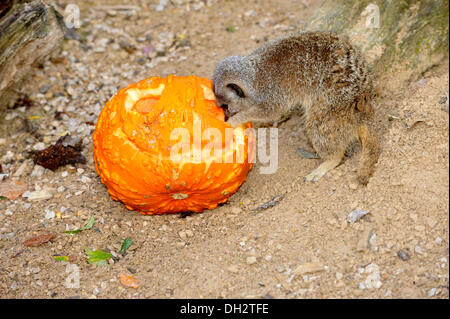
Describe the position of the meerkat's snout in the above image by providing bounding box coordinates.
[214,83,246,121]
[219,103,231,121]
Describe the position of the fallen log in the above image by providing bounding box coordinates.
[0,0,65,120]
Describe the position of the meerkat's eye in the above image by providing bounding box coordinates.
[226,83,245,98]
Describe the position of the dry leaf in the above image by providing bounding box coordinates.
[0,181,28,200]
[24,233,56,247]
[119,273,139,289]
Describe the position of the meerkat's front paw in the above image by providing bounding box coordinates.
[304,158,343,183]
[304,167,327,182]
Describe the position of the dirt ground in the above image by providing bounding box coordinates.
[0,0,448,299]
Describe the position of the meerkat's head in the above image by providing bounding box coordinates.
[213,55,263,127]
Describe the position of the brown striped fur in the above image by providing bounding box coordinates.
[213,31,379,184]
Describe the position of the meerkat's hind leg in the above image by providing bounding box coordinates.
[357,124,380,185]
[304,153,344,182]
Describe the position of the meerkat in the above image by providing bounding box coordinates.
[212,31,380,184]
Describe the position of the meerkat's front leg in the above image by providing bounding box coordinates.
[304,110,350,182]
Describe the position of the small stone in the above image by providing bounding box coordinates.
[45,209,55,219]
[176,242,185,248]
[28,190,53,201]
[30,165,45,178]
[227,265,239,273]
[264,255,272,261]
[185,230,193,238]
[5,232,15,239]
[13,162,29,177]
[397,249,410,261]
[293,262,325,276]
[87,83,96,92]
[434,237,442,244]
[349,183,358,190]
[178,231,186,240]
[39,84,52,94]
[246,256,257,265]
[33,142,46,151]
[427,288,437,297]
[347,209,369,223]
[362,263,382,289]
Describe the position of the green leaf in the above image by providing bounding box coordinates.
[0,196,7,200]
[85,247,112,266]
[53,255,69,262]
[226,25,235,32]
[64,216,95,234]
[119,237,133,254]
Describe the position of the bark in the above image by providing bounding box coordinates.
[0,0,65,119]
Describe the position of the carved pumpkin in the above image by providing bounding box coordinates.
[93,75,255,215]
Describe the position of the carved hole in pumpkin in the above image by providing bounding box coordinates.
[133,97,159,114]
[182,110,188,124]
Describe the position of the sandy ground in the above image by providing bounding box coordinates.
[0,0,448,299]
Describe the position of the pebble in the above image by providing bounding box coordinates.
[28,190,53,201]
[397,249,410,261]
[348,182,358,190]
[178,231,186,240]
[246,256,257,265]
[227,265,239,273]
[293,262,325,276]
[414,246,424,255]
[264,255,272,262]
[360,263,382,289]
[87,83,96,92]
[5,232,15,239]
[427,288,437,297]
[13,162,29,177]
[45,209,56,219]
[33,142,46,151]
[347,209,369,223]
[30,165,45,178]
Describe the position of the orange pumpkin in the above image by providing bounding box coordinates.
[93,75,255,215]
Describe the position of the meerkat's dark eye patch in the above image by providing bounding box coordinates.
[226,83,245,98]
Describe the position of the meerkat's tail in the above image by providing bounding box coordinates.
[357,124,379,185]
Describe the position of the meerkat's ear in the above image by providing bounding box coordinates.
[226,83,246,98]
